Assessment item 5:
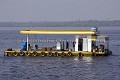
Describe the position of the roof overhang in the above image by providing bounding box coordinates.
[20,30,96,35]
[97,36,109,40]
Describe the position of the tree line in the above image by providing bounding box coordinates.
[0,20,120,27]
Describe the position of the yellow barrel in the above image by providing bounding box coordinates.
[47,47,52,51]
[42,47,47,51]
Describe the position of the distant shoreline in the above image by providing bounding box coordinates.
[0,20,120,27]
[0,26,120,31]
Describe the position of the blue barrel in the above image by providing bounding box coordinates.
[20,42,27,51]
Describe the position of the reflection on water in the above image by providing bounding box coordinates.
[74,56,93,63]
[73,57,79,62]
[82,57,93,63]
[73,56,96,80]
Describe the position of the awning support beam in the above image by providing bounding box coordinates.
[27,34,29,51]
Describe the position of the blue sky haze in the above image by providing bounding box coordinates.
[0,0,120,22]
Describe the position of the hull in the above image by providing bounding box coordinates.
[4,50,112,57]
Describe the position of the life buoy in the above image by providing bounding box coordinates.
[67,52,72,56]
[48,52,53,56]
[19,51,25,56]
[33,51,37,56]
[92,52,96,56]
[54,52,58,57]
[13,51,18,56]
[25,52,31,56]
[61,52,64,57]
[41,52,45,57]
[79,52,83,56]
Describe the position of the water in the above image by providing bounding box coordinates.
[0,27,120,80]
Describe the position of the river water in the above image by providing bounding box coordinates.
[0,27,120,80]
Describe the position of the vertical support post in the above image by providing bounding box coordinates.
[27,34,29,51]
[34,34,37,45]
[108,39,109,49]
[75,35,79,51]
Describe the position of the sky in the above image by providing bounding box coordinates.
[0,0,120,22]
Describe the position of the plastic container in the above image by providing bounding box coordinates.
[20,42,27,51]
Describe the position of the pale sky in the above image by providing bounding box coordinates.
[0,0,120,22]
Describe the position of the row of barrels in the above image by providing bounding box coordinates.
[4,51,87,57]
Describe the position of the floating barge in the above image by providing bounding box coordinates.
[4,28,112,57]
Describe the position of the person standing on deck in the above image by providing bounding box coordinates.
[72,41,76,51]
[66,41,69,51]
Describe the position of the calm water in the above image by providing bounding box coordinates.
[0,27,120,80]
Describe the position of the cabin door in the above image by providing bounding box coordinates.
[83,38,88,51]
[78,39,83,51]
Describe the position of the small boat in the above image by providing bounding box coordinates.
[4,28,112,57]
